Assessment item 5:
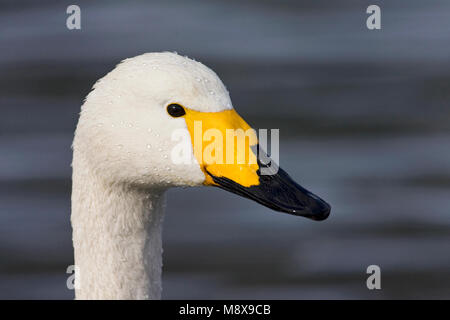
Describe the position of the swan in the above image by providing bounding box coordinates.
[71,52,330,300]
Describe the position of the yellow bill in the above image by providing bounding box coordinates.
[181,107,331,221]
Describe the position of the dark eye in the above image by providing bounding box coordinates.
[167,104,186,117]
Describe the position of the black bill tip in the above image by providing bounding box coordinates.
[206,165,331,221]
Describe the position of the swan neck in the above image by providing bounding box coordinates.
[71,166,166,300]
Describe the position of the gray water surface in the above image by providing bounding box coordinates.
[1,0,449,299]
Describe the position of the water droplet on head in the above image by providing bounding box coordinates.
[117,144,123,149]
[147,144,152,149]
[158,148,163,152]
[163,155,168,159]
[209,91,215,95]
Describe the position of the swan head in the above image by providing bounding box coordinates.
[74,52,330,220]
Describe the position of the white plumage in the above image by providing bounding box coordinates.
[72,52,232,299]
[71,51,331,300]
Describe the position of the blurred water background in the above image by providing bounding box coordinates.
[0,0,450,299]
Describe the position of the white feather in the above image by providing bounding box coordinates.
[72,52,232,299]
